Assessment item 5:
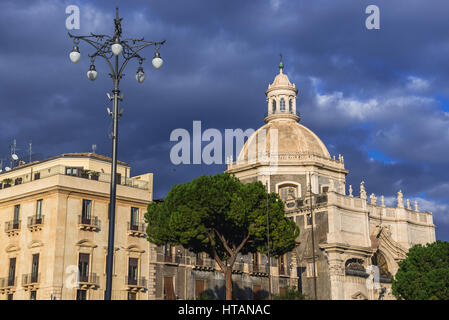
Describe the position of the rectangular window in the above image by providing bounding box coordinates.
[65,167,82,177]
[76,290,87,300]
[8,258,16,286]
[278,255,286,275]
[34,172,40,180]
[31,254,39,282]
[128,292,136,300]
[13,205,20,226]
[14,178,22,185]
[128,258,138,285]
[196,252,203,266]
[7,294,13,300]
[78,253,90,283]
[164,245,173,263]
[81,199,92,223]
[30,291,37,300]
[130,207,139,228]
[36,199,43,220]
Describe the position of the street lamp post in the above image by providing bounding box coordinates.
[68,7,165,300]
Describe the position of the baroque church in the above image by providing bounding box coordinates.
[150,62,436,300]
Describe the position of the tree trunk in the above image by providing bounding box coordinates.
[225,266,232,300]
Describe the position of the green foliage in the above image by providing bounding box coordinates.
[392,240,449,300]
[145,173,299,263]
[196,291,213,300]
[272,286,308,300]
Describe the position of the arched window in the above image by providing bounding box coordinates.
[280,98,286,111]
[279,185,297,200]
[272,99,276,113]
[289,99,293,112]
[372,251,391,277]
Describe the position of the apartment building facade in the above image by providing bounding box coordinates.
[0,153,153,300]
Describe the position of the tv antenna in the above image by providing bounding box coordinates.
[92,144,97,154]
[9,139,19,169]
[28,141,33,163]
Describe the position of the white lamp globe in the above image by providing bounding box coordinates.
[111,42,123,56]
[136,68,145,83]
[69,46,81,63]
[87,65,98,81]
[152,52,163,69]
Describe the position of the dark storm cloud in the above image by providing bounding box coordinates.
[0,0,448,239]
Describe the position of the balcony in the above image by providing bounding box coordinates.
[193,256,216,271]
[27,215,44,232]
[250,264,269,277]
[127,222,146,238]
[232,262,244,274]
[78,273,99,289]
[0,277,17,294]
[125,276,147,292]
[78,215,100,231]
[5,220,21,236]
[22,273,40,290]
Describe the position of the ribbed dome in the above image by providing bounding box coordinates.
[237,118,331,163]
[272,72,292,86]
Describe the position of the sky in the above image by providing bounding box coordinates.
[0,0,448,240]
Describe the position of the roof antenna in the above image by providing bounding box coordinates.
[92,144,97,154]
[28,141,33,163]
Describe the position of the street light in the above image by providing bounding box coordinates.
[68,7,165,300]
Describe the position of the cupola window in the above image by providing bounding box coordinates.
[289,99,292,112]
[280,98,286,111]
[272,100,276,112]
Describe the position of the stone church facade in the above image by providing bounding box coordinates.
[150,63,435,300]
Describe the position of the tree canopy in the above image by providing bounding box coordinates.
[392,240,449,300]
[145,173,299,299]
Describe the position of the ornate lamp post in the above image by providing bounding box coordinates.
[68,7,165,300]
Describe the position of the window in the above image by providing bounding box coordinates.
[306,213,312,226]
[164,244,173,263]
[8,258,16,286]
[13,205,20,229]
[31,254,39,283]
[280,98,286,111]
[65,167,81,176]
[272,100,276,112]
[36,200,43,220]
[289,99,292,112]
[130,207,139,229]
[7,294,13,300]
[279,186,296,200]
[14,178,22,185]
[81,199,92,223]
[76,290,87,300]
[278,255,286,275]
[128,292,136,300]
[128,258,138,285]
[34,172,40,180]
[30,291,37,300]
[78,253,90,283]
[196,252,203,266]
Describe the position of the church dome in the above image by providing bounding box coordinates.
[237,118,331,163]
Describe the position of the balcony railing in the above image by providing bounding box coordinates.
[127,222,146,237]
[250,264,269,276]
[0,164,149,191]
[78,215,100,231]
[125,276,147,292]
[5,220,21,235]
[78,273,99,289]
[193,257,216,271]
[27,216,44,231]
[0,277,17,294]
[22,273,40,289]
[278,265,291,276]
[345,267,369,278]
